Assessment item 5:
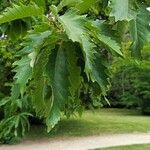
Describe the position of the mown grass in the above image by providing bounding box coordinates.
[26,109,150,140]
[96,144,150,150]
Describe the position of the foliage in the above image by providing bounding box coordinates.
[107,45,150,114]
[0,96,32,143]
[129,7,150,58]
[0,39,16,97]
[0,0,150,142]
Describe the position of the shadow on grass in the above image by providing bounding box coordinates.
[25,109,150,141]
[25,119,93,140]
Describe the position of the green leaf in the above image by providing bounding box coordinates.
[65,43,82,99]
[90,53,110,94]
[13,56,32,96]
[65,43,82,116]
[10,30,52,101]
[81,35,96,77]
[7,20,29,40]
[109,0,138,21]
[86,21,122,56]
[28,31,52,65]
[32,44,54,117]
[0,3,44,24]
[58,10,86,42]
[46,45,70,131]
[129,7,150,58]
[0,97,10,107]
[97,34,122,56]
[30,29,57,118]
[76,0,98,13]
[33,0,46,9]
[81,35,109,94]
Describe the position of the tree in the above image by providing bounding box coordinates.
[0,0,150,142]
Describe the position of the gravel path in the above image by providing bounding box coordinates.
[0,133,150,150]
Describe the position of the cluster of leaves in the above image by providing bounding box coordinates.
[0,39,33,143]
[0,0,150,142]
[0,96,32,143]
[0,39,16,98]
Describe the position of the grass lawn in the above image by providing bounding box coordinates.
[96,144,150,150]
[26,108,150,140]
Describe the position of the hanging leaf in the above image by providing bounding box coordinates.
[96,34,122,56]
[33,0,46,9]
[86,21,122,56]
[46,45,70,131]
[65,42,82,117]
[109,0,138,21]
[32,45,53,117]
[80,34,110,94]
[58,10,86,42]
[90,53,110,94]
[81,35,96,76]
[129,7,150,58]
[76,0,98,13]
[0,3,44,24]
[65,42,82,99]
[12,56,32,98]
